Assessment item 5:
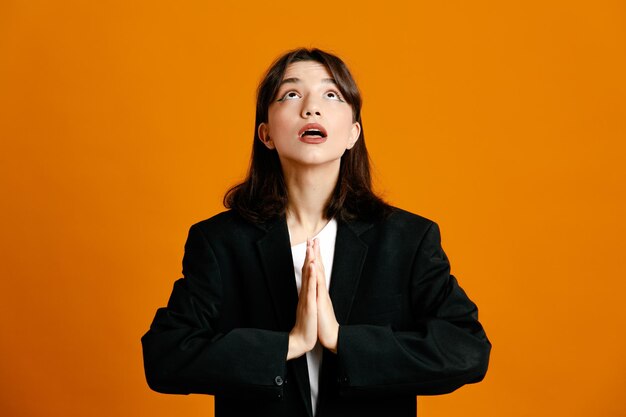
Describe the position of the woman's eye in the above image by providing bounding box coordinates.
[278,91,300,101]
[325,91,344,101]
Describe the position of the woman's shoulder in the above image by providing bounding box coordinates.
[187,209,276,240]
[190,209,253,229]
[380,206,437,231]
[343,206,439,243]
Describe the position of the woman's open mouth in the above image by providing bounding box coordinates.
[298,123,328,144]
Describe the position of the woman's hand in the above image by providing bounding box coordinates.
[312,238,339,353]
[287,238,318,360]
[287,237,340,359]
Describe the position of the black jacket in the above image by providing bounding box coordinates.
[141,207,491,417]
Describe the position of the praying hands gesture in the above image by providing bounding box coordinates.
[287,238,339,360]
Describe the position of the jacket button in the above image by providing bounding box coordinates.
[274,376,284,386]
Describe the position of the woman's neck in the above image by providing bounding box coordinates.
[283,161,339,240]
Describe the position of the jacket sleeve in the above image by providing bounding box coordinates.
[141,223,289,399]
[335,221,491,397]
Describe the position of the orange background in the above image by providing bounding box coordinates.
[1,1,625,416]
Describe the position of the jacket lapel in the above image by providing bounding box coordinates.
[255,215,298,331]
[318,218,371,414]
[255,215,313,417]
[328,218,370,324]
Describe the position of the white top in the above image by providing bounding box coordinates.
[289,218,338,416]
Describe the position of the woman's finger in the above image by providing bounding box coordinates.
[303,237,311,265]
[313,238,326,283]
[314,238,322,262]
[301,238,312,286]
[308,262,317,301]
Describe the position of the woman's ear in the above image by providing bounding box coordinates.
[257,123,275,150]
[346,122,361,150]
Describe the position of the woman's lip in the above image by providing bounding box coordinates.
[298,123,327,137]
[299,136,327,144]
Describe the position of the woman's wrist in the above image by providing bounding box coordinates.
[287,332,305,360]
[322,323,339,354]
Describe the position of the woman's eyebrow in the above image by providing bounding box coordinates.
[278,77,337,86]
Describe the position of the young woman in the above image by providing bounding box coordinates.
[142,48,491,417]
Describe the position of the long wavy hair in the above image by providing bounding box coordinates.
[224,48,391,224]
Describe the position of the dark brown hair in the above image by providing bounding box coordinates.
[224,47,391,224]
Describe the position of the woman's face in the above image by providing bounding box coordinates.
[258,61,361,170]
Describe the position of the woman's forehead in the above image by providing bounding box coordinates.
[282,61,333,80]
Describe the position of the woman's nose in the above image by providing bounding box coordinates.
[301,97,321,118]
